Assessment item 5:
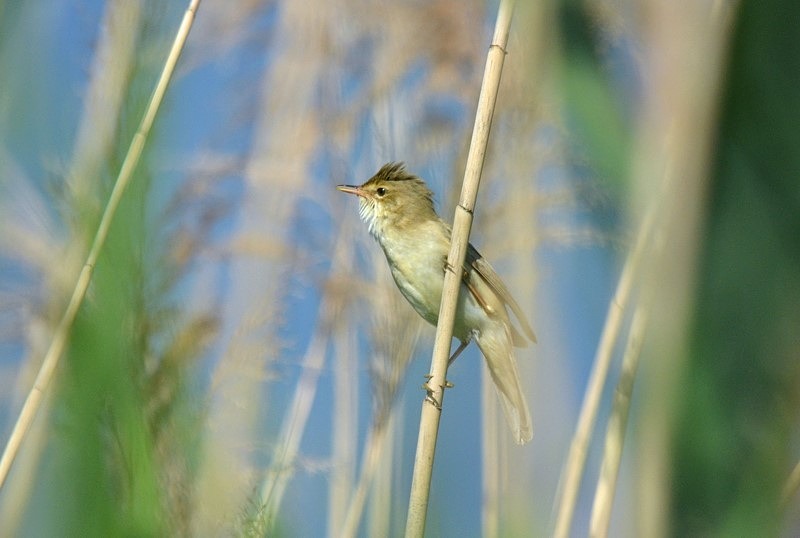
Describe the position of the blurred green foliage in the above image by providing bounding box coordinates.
[4,4,209,535]
[558,1,632,198]
[672,0,800,534]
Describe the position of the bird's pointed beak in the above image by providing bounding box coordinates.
[336,184,367,198]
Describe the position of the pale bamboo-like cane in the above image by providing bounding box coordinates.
[552,203,656,538]
[589,304,649,538]
[404,1,516,536]
[0,0,201,491]
[260,330,329,525]
[339,423,389,538]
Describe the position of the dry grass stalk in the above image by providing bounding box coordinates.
[482,367,502,538]
[588,304,649,537]
[339,421,390,538]
[259,329,329,526]
[259,225,359,529]
[0,0,201,491]
[328,290,358,537]
[338,270,420,537]
[367,409,398,538]
[552,199,657,538]
[404,0,516,535]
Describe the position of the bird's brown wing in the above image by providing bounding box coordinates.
[464,244,537,345]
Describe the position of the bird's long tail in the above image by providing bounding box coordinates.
[475,321,533,444]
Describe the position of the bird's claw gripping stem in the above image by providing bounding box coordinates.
[422,374,455,409]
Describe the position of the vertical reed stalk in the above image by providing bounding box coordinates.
[404,1,516,535]
[552,201,656,538]
[588,304,649,537]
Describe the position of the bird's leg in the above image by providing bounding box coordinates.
[448,339,470,367]
[421,340,469,405]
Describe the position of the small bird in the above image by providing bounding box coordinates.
[337,162,536,444]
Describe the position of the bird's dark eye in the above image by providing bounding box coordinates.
[376,187,387,197]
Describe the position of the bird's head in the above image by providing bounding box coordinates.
[337,162,438,238]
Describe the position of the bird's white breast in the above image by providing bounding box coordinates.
[378,221,445,325]
[374,219,485,340]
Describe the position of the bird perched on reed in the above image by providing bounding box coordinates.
[337,163,535,444]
